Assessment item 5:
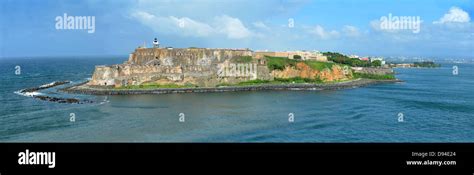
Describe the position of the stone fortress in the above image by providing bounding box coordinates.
[88,39,273,88]
[88,38,346,88]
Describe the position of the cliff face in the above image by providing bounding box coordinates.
[271,63,351,82]
[271,62,319,79]
[319,65,350,81]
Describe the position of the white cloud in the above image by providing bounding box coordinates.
[369,20,383,31]
[131,11,212,37]
[308,25,339,39]
[214,15,252,39]
[253,21,270,31]
[170,16,214,37]
[132,11,154,20]
[342,25,361,37]
[127,2,473,56]
[366,7,474,50]
[434,7,470,24]
[131,11,252,39]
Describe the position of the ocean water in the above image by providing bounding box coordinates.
[0,57,473,142]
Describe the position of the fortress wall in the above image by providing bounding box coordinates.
[89,65,119,86]
[129,48,252,66]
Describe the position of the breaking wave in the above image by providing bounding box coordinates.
[14,90,43,97]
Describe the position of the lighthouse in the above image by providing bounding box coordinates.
[153,38,160,48]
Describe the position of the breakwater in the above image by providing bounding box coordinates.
[19,81,71,93]
[16,81,94,104]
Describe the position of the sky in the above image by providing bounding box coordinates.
[0,0,473,58]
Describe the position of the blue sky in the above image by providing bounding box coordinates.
[0,0,473,58]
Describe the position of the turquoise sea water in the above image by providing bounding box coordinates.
[0,57,473,142]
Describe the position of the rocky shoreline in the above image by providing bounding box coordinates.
[61,78,402,95]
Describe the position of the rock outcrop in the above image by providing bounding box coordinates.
[271,63,351,82]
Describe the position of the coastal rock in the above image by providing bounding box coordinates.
[319,65,349,81]
[271,63,350,82]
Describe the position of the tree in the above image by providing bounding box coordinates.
[293,55,302,60]
[372,60,382,67]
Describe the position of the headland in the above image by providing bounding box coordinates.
[62,39,400,95]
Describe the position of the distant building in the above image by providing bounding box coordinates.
[254,51,289,59]
[359,57,369,61]
[288,51,327,61]
[254,51,328,62]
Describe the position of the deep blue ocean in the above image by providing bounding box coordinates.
[1,57,473,142]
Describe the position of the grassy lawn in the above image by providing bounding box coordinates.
[304,60,335,71]
[115,83,196,89]
[353,73,396,80]
[274,77,323,83]
[236,79,271,86]
[266,56,345,72]
[217,79,274,87]
[265,56,297,70]
[231,56,254,63]
[217,77,326,87]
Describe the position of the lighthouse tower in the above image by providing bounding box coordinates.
[153,38,160,48]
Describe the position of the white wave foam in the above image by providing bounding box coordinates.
[39,81,56,88]
[99,96,110,105]
[14,91,43,97]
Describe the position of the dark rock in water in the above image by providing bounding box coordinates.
[33,95,89,104]
[20,81,70,93]
[66,98,80,103]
